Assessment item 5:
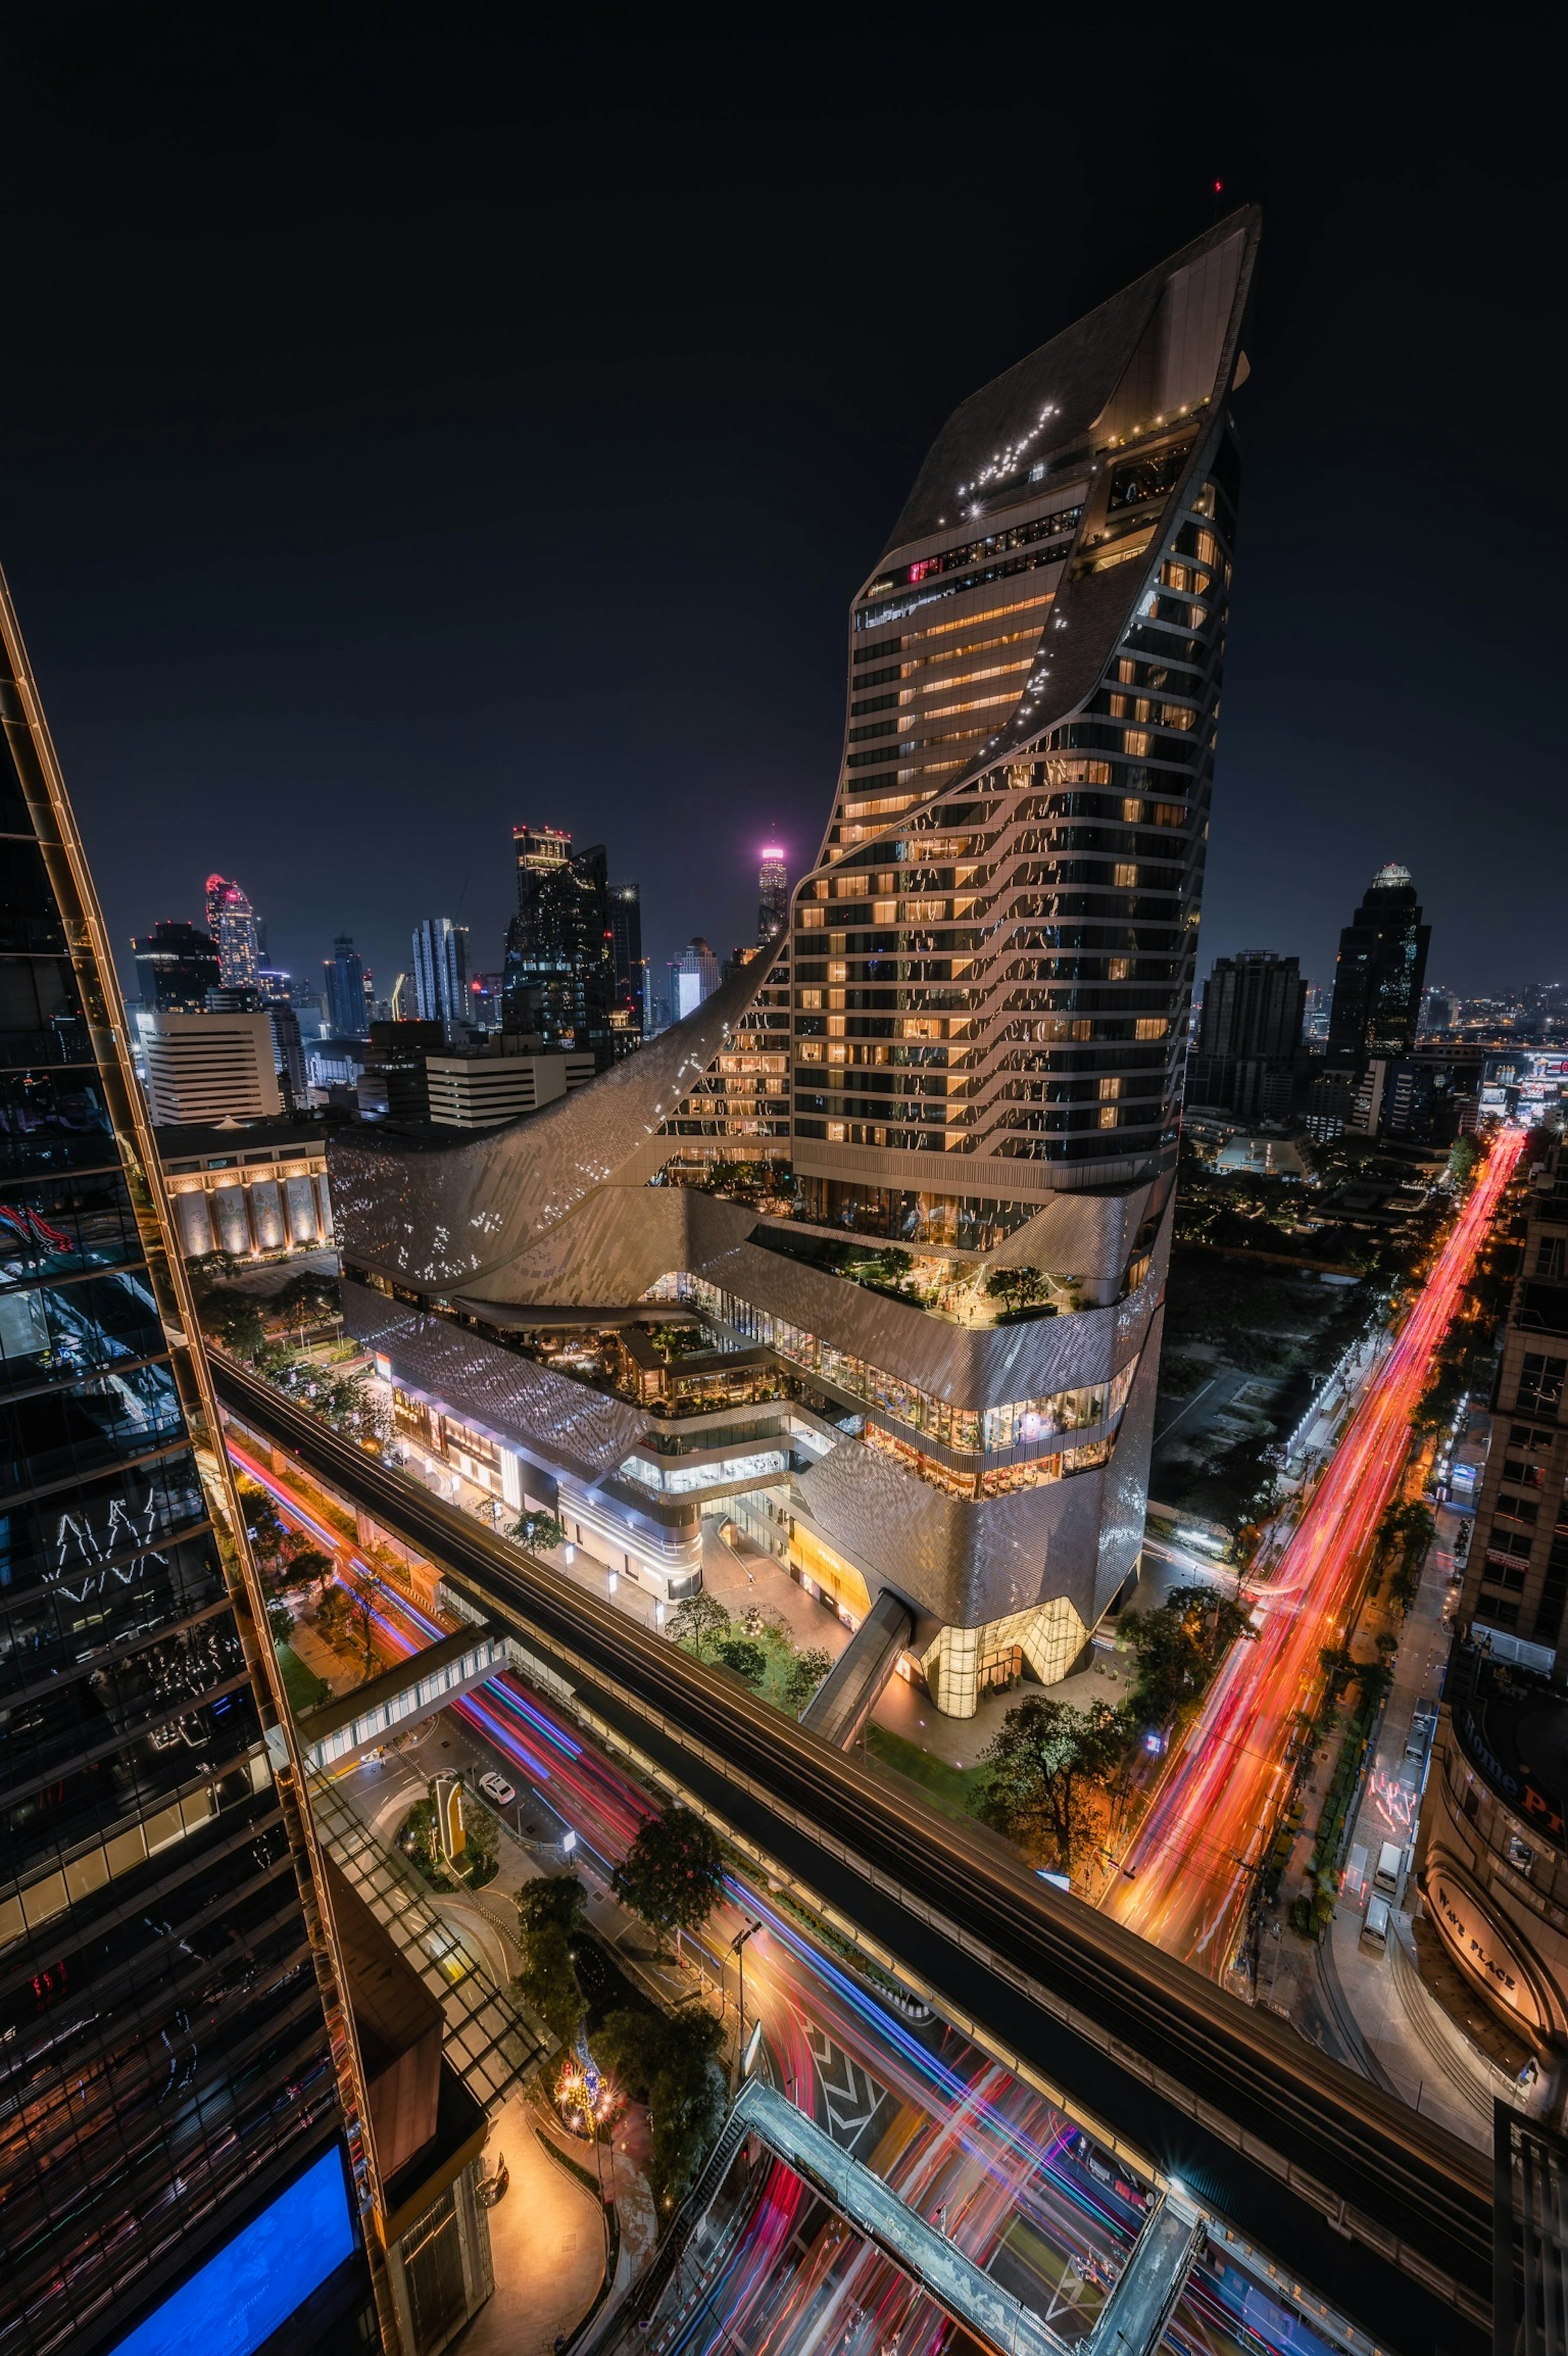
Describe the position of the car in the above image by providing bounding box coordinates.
[477,1771,516,1808]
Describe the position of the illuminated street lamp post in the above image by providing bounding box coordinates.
[729,1918,762,2095]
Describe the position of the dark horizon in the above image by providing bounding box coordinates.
[0,15,1559,1016]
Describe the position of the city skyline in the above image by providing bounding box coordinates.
[3,43,1559,1031]
[0,20,1559,2354]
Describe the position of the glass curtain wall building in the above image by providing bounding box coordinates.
[331,213,1261,1719]
[0,577,372,2356]
[1326,862,1430,1064]
[501,826,619,1068]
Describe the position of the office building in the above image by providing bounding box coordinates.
[331,212,1261,1713]
[142,1009,285,1125]
[132,915,222,1011]
[1327,862,1431,1064]
[757,844,788,946]
[358,1018,445,1124]
[468,969,503,1030]
[411,915,470,1033]
[670,935,719,1020]
[0,574,369,2353]
[610,880,648,1041]
[1187,949,1305,1121]
[204,872,262,991]
[1196,951,1305,1062]
[267,999,309,1106]
[323,931,370,1039]
[425,1049,596,1129]
[1419,1138,1568,2052]
[501,825,618,1068]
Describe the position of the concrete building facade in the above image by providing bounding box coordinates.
[143,1007,285,1124]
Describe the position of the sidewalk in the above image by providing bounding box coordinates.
[454,2085,606,2356]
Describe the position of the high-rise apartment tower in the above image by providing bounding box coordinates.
[203,874,261,993]
[331,213,1261,1717]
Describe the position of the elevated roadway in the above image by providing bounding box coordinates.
[216,1359,1492,2356]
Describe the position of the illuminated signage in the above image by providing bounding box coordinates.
[433,1771,467,1863]
[1426,1855,1546,2030]
[110,2146,355,2356]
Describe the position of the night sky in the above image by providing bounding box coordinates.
[0,11,1560,1013]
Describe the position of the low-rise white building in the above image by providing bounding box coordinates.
[143,1011,282,1125]
[424,1051,594,1129]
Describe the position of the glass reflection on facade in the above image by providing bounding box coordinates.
[0,576,347,2356]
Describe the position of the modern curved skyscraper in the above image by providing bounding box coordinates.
[334,212,1261,1717]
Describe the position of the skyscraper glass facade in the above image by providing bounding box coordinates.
[323,933,369,1040]
[1327,862,1430,1064]
[410,915,469,1034]
[0,578,352,2355]
[502,826,617,1068]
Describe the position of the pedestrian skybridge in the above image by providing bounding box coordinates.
[731,2076,1205,2356]
[294,1626,509,1770]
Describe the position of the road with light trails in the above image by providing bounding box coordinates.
[239,1437,1345,2356]
[233,1441,1154,2340]
[216,1356,1493,2352]
[1105,1128,1525,1976]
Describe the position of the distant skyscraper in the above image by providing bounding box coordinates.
[323,931,369,1038]
[670,935,720,1020]
[0,571,356,2352]
[1197,952,1305,1062]
[204,872,261,990]
[502,824,618,1068]
[469,969,503,1028]
[610,881,648,1040]
[132,915,222,1010]
[411,915,470,1032]
[757,844,788,946]
[1327,862,1431,1065]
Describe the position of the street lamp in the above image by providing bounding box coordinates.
[729,1917,763,2095]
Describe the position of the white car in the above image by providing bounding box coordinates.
[477,1770,516,1808]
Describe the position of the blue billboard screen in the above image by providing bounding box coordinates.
[111,2147,356,2356]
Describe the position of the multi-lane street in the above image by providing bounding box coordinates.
[1106,1130,1525,1974]
[237,1440,1359,2356]
[214,1356,1493,2354]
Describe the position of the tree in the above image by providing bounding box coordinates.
[518,1873,588,1945]
[509,1509,567,1554]
[668,1593,731,1660]
[984,1265,1049,1315]
[783,1648,833,1711]
[199,1287,267,1360]
[594,2002,726,2207]
[980,1697,1128,1877]
[710,1633,767,1686]
[1448,1136,1478,1188]
[1121,1585,1255,1724]
[516,1921,584,2051]
[283,1545,335,1597]
[610,1805,724,1956]
[265,1596,293,1649]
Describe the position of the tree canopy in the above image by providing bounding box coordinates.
[979,1696,1127,1876]
[610,1805,724,1950]
[592,2002,726,2206]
